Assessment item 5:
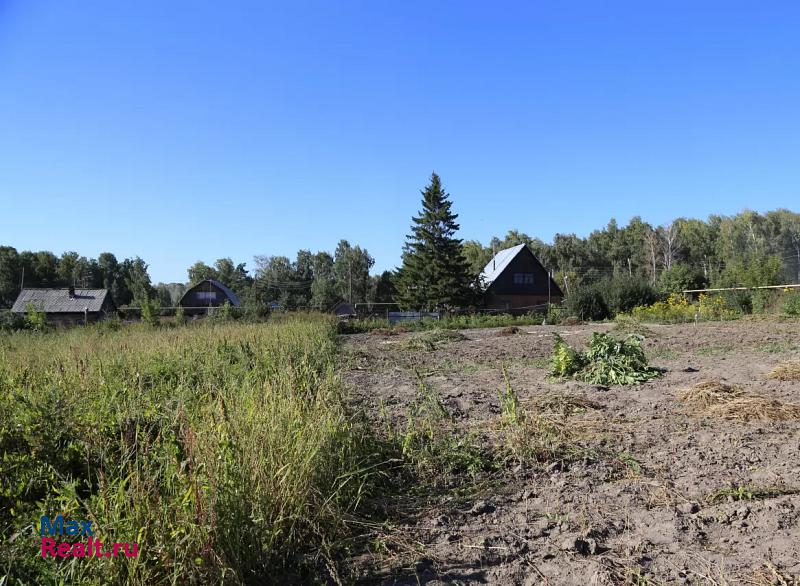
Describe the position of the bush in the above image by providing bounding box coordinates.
[604,277,658,315]
[0,310,26,331]
[783,291,800,316]
[565,285,610,321]
[657,265,706,295]
[25,302,48,331]
[139,297,161,326]
[628,293,740,323]
[751,289,779,314]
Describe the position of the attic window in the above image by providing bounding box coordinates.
[513,273,534,285]
[197,291,217,301]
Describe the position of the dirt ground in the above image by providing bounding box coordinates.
[342,320,800,585]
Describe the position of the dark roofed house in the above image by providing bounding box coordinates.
[480,244,563,312]
[332,301,356,319]
[11,287,117,325]
[178,279,241,315]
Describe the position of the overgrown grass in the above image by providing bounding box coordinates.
[0,316,386,584]
[385,373,489,484]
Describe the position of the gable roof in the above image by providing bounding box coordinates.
[11,288,115,314]
[179,279,241,306]
[479,244,527,286]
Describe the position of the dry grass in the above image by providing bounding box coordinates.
[679,380,800,422]
[533,392,602,417]
[706,397,800,422]
[767,360,800,381]
[749,563,800,586]
[678,381,744,408]
[496,325,522,337]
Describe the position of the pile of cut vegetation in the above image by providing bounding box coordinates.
[549,332,661,385]
[678,380,744,408]
[767,360,800,381]
[496,325,522,337]
[403,328,466,350]
[613,315,657,338]
[679,380,800,422]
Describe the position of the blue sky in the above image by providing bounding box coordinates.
[1,1,799,283]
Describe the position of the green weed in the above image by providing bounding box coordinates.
[549,333,661,385]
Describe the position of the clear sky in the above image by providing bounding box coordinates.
[1,1,799,283]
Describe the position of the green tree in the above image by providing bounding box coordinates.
[310,252,339,310]
[333,240,374,304]
[371,270,397,304]
[395,173,472,310]
[121,257,155,305]
[187,261,216,284]
[462,240,492,279]
[0,246,21,308]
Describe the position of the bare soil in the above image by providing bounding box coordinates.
[342,320,800,585]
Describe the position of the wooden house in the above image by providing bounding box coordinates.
[480,244,563,311]
[11,287,117,325]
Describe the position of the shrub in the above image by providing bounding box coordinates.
[139,297,161,326]
[565,285,610,321]
[657,265,705,295]
[24,301,47,331]
[0,309,26,331]
[628,293,740,323]
[783,291,800,316]
[604,276,658,315]
[751,289,779,314]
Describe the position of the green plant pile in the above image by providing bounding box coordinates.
[0,316,383,584]
[549,332,661,385]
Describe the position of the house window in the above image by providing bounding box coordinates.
[197,291,217,301]
[513,273,534,285]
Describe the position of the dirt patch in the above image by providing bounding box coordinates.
[342,320,800,584]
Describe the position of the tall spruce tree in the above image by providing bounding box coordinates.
[395,173,473,310]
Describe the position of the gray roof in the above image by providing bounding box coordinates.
[179,279,241,306]
[479,244,527,286]
[11,288,114,314]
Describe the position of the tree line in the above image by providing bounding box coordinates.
[2,172,799,313]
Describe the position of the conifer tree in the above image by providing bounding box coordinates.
[395,173,473,310]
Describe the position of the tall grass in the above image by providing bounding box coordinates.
[0,316,381,584]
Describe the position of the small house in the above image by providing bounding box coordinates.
[11,287,117,325]
[332,301,356,319]
[480,244,563,312]
[177,279,241,315]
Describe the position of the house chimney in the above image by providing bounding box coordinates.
[68,286,75,298]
